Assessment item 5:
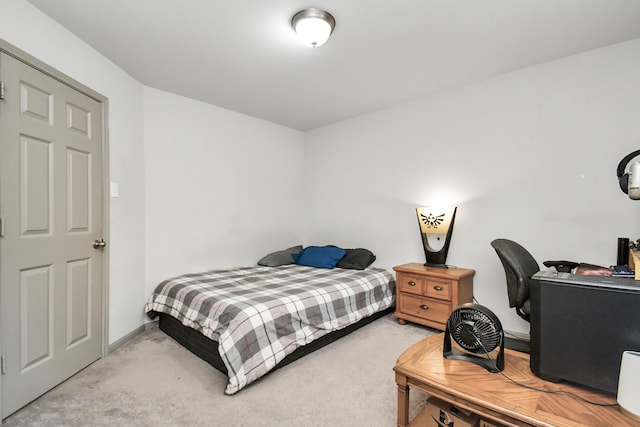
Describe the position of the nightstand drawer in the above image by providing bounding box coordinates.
[397,273,424,295]
[393,263,475,331]
[424,278,452,301]
[398,294,451,322]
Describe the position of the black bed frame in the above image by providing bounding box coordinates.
[158,307,393,376]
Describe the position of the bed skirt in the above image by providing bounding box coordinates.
[158,307,393,378]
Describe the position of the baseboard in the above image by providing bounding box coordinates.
[504,329,529,341]
[107,320,158,354]
[504,329,530,354]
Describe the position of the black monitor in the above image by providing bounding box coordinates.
[530,271,640,394]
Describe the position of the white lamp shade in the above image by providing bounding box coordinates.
[291,8,335,48]
[294,17,332,47]
[416,206,456,235]
[618,350,640,421]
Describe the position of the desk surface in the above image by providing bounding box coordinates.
[394,333,638,427]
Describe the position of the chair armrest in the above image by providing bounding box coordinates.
[543,260,579,273]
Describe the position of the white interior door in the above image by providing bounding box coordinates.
[0,51,105,418]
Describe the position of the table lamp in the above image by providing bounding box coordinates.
[416,206,457,268]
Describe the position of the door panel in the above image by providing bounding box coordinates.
[67,258,90,347]
[67,148,91,232]
[20,265,52,370]
[0,52,104,418]
[20,135,52,235]
[20,81,52,124]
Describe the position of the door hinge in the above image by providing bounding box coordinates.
[0,217,4,237]
[0,81,5,100]
[1,355,6,374]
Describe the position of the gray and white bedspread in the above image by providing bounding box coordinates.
[144,264,395,394]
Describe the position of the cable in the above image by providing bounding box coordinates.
[497,369,618,407]
[470,332,618,407]
[465,299,618,406]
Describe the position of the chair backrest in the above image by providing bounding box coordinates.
[490,239,540,318]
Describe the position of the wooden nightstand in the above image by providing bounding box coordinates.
[393,263,474,331]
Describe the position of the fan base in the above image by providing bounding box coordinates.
[444,350,503,373]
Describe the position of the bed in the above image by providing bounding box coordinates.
[145,260,395,395]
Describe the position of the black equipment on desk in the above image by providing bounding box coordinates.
[530,271,640,394]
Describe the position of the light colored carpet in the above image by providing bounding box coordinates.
[4,314,436,426]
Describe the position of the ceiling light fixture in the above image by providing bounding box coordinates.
[291,8,335,48]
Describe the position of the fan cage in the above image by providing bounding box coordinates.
[443,303,505,373]
[447,306,502,354]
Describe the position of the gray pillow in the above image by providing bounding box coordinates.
[336,248,376,270]
[257,245,303,267]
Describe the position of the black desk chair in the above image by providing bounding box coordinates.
[490,239,539,323]
[490,238,582,353]
[490,239,581,324]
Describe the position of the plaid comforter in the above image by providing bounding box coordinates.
[145,265,395,394]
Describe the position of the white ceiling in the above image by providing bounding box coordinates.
[26,0,640,131]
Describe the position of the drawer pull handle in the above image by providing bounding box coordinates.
[433,285,443,291]
[420,304,429,310]
[408,281,417,286]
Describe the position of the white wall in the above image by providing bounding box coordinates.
[143,88,305,295]
[304,38,640,334]
[1,0,146,343]
[2,0,305,345]
[5,0,640,341]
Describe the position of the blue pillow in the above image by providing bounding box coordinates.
[293,246,346,269]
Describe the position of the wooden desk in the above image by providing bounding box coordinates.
[394,334,638,427]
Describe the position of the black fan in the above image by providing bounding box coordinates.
[443,303,505,373]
